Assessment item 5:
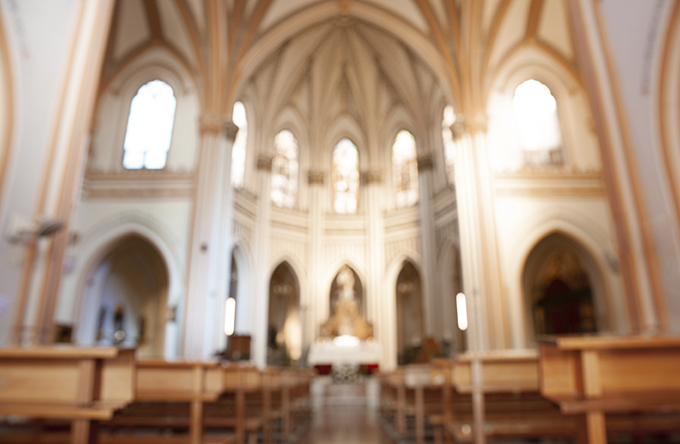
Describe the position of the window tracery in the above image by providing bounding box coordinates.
[513,79,564,167]
[332,139,359,214]
[392,130,419,208]
[123,80,176,169]
[271,130,299,208]
[231,101,247,188]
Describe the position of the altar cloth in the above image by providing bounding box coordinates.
[307,341,381,365]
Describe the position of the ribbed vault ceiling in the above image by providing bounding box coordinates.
[101,0,576,116]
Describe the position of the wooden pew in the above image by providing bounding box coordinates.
[539,335,680,444]
[444,350,573,443]
[100,360,234,444]
[214,363,264,444]
[0,346,135,444]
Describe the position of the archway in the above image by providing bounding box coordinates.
[396,261,424,365]
[523,233,600,341]
[80,235,169,358]
[267,262,300,366]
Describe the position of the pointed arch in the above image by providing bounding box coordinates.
[267,260,302,364]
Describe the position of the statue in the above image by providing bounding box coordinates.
[320,265,373,340]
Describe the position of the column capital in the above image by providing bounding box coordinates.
[199,113,224,134]
[361,169,383,185]
[417,153,434,172]
[450,112,488,139]
[224,120,240,142]
[199,113,239,140]
[308,169,325,185]
[257,154,274,171]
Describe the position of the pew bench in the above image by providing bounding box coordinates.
[0,347,135,444]
[99,360,236,444]
[539,335,680,444]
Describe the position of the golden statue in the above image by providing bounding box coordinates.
[320,265,373,340]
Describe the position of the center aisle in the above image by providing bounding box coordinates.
[296,405,394,444]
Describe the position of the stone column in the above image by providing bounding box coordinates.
[13,0,115,345]
[306,170,325,350]
[362,169,384,342]
[210,121,239,354]
[183,115,235,359]
[252,154,273,368]
[452,113,505,352]
[417,154,438,339]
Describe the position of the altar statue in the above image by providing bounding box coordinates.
[320,265,373,340]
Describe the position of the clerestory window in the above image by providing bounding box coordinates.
[231,101,247,188]
[392,130,419,208]
[271,130,299,208]
[513,79,564,167]
[123,80,176,169]
[332,139,359,214]
[441,105,456,185]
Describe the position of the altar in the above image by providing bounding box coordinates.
[307,339,381,366]
[309,266,381,380]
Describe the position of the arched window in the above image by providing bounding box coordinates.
[231,101,247,188]
[123,80,176,169]
[513,79,564,166]
[441,105,456,185]
[332,139,360,214]
[392,130,419,208]
[271,130,299,208]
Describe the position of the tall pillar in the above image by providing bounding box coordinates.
[12,0,115,345]
[211,121,239,354]
[183,115,237,359]
[306,170,325,350]
[452,114,506,352]
[253,154,273,368]
[416,154,438,339]
[362,169,385,357]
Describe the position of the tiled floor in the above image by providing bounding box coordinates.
[296,405,394,444]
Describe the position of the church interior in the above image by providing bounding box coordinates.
[1,0,680,443]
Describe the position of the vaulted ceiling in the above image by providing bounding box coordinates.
[101,0,577,117]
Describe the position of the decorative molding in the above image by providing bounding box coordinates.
[436,222,459,248]
[417,154,434,172]
[493,170,606,198]
[466,112,488,133]
[451,119,467,140]
[81,170,195,199]
[308,169,325,185]
[384,235,421,266]
[233,219,253,249]
[361,169,382,185]
[257,154,274,171]
[199,113,224,135]
[224,121,240,142]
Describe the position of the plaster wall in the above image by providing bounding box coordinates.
[598,0,680,331]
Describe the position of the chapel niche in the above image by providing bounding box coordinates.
[267,262,300,366]
[321,265,372,340]
[523,234,599,339]
[396,261,425,365]
[80,235,169,358]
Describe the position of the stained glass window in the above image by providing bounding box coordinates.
[123,80,176,169]
[231,101,247,188]
[441,105,456,184]
[513,80,564,166]
[393,130,419,208]
[332,139,359,214]
[271,130,299,208]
